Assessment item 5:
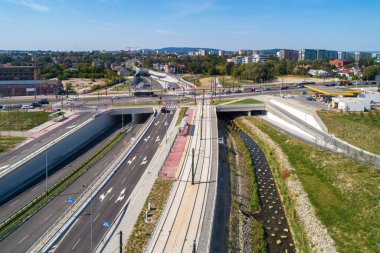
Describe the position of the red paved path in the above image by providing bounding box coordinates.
[159,109,194,179]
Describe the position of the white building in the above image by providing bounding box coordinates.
[355,52,372,62]
[338,51,349,60]
[198,49,207,56]
[332,97,371,112]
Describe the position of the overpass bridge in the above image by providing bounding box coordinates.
[216,104,266,116]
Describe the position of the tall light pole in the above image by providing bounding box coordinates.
[82,184,93,253]
[45,147,48,196]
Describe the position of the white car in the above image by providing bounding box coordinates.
[67,97,75,102]
[112,96,120,100]
[21,105,34,109]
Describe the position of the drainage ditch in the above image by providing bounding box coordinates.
[238,130,295,252]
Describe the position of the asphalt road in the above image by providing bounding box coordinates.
[0,112,94,170]
[0,124,143,253]
[53,111,174,253]
[0,122,123,223]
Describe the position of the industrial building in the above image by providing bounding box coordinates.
[332,97,371,112]
[0,66,62,96]
[0,66,41,81]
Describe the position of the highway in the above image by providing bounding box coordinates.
[0,123,143,253]
[52,111,175,253]
[0,112,94,177]
[0,122,123,224]
[147,103,214,253]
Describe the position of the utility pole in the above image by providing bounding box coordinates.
[119,231,123,253]
[45,148,48,196]
[192,148,195,185]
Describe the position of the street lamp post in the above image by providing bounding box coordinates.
[45,148,48,196]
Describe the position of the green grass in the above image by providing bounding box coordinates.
[317,110,380,155]
[212,99,236,105]
[175,107,188,126]
[0,112,50,131]
[229,98,263,105]
[240,116,380,253]
[0,136,25,154]
[125,178,173,253]
[114,82,131,92]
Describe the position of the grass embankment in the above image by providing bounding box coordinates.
[212,99,236,105]
[317,110,380,155]
[239,116,380,253]
[182,74,203,86]
[0,136,25,154]
[175,107,188,126]
[0,129,128,240]
[125,178,173,253]
[230,98,263,105]
[226,127,265,252]
[0,112,50,131]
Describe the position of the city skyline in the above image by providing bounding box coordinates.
[0,0,379,51]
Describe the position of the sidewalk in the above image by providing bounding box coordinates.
[159,109,194,179]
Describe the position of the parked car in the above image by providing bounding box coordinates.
[2,105,13,111]
[306,96,316,101]
[21,105,34,109]
[225,90,232,95]
[11,104,22,109]
[31,102,42,108]
[39,98,49,104]
[234,90,242,93]
[112,96,120,100]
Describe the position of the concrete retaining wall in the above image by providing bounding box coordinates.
[0,111,117,203]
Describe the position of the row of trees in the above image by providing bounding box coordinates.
[142,54,380,81]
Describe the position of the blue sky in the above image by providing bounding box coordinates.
[0,0,379,51]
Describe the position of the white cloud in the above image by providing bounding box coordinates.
[6,0,51,12]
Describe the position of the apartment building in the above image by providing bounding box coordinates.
[279,49,299,60]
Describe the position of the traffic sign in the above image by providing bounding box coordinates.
[102,220,110,229]
[66,198,74,204]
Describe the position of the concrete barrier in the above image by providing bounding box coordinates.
[0,111,118,203]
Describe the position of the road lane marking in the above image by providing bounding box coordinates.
[9,199,19,207]
[31,185,39,192]
[132,165,136,170]
[109,193,115,200]
[44,214,52,222]
[141,157,147,165]
[99,187,113,202]
[122,177,126,183]
[93,213,100,222]
[115,188,126,203]
[72,238,81,250]
[154,121,160,126]
[18,234,29,245]
[155,136,160,142]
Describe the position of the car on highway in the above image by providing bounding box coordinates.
[112,95,120,100]
[11,104,22,109]
[208,91,216,95]
[66,97,75,102]
[306,96,316,101]
[234,90,242,93]
[21,105,34,109]
[160,107,169,113]
[224,90,232,95]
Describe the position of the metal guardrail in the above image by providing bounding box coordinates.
[28,116,154,252]
[0,113,101,179]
